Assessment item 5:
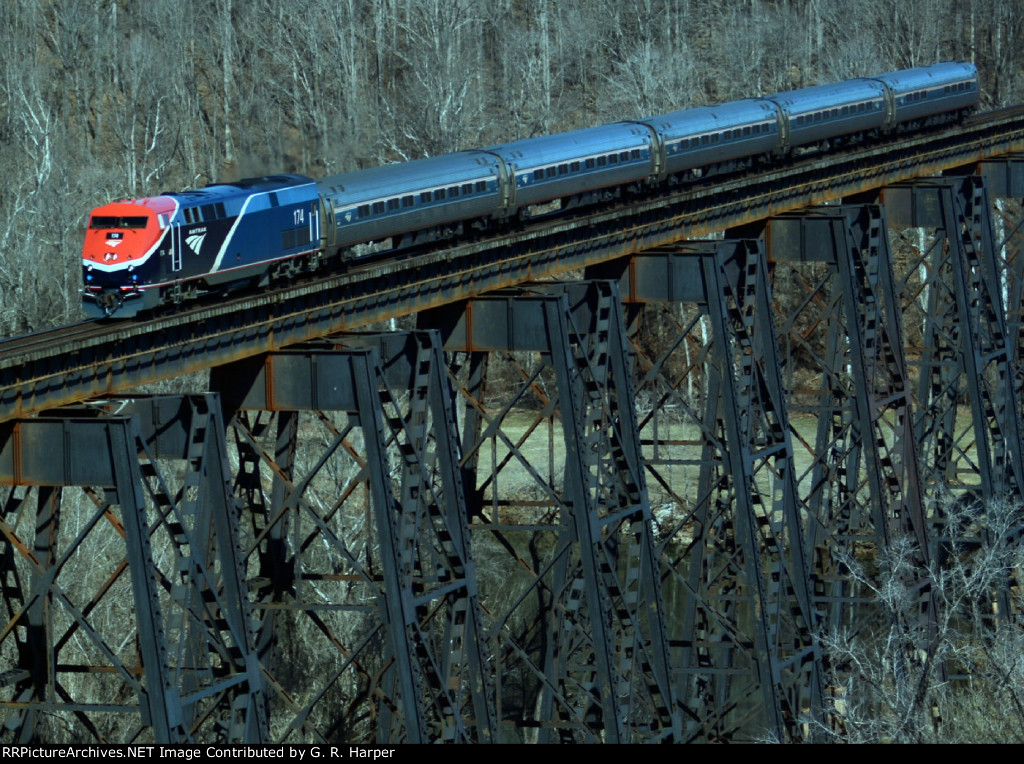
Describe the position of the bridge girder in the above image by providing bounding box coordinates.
[4,167,1024,742]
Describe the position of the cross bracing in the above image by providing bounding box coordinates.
[4,137,1024,740]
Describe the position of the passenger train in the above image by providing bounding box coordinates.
[82,62,979,318]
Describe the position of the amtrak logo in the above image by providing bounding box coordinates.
[186,232,206,254]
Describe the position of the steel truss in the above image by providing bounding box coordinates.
[742,204,948,735]
[0,395,265,743]
[424,282,679,742]
[749,203,930,618]
[884,174,1024,626]
[589,242,825,741]
[751,180,1024,703]
[981,157,1024,391]
[885,175,1024,502]
[210,332,495,744]
[4,173,1024,744]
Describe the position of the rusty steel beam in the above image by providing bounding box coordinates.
[0,397,266,743]
[211,333,496,744]
[422,282,681,742]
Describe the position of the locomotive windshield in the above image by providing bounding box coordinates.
[90,216,148,229]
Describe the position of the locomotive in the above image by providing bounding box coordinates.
[82,62,978,318]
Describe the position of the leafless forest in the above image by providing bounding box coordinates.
[0,0,1021,334]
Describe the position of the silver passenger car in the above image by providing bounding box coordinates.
[318,152,504,251]
[764,79,888,152]
[482,123,655,209]
[641,98,782,177]
[868,61,979,129]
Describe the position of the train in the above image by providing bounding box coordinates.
[81,62,979,318]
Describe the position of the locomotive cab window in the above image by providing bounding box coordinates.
[90,215,148,229]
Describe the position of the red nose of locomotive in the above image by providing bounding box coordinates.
[82,196,177,317]
[82,198,176,267]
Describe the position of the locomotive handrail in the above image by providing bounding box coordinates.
[2,105,1024,424]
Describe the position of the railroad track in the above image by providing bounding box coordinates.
[1,106,1023,424]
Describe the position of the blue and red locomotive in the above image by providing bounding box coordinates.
[82,62,978,318]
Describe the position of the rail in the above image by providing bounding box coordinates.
[2,106,1024,423]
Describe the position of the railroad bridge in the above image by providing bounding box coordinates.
[4,109,1024,743]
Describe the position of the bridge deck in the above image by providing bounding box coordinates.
[3,107,1024,423]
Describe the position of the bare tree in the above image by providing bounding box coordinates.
[377,0,489,159]
[814,498,1024,743]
